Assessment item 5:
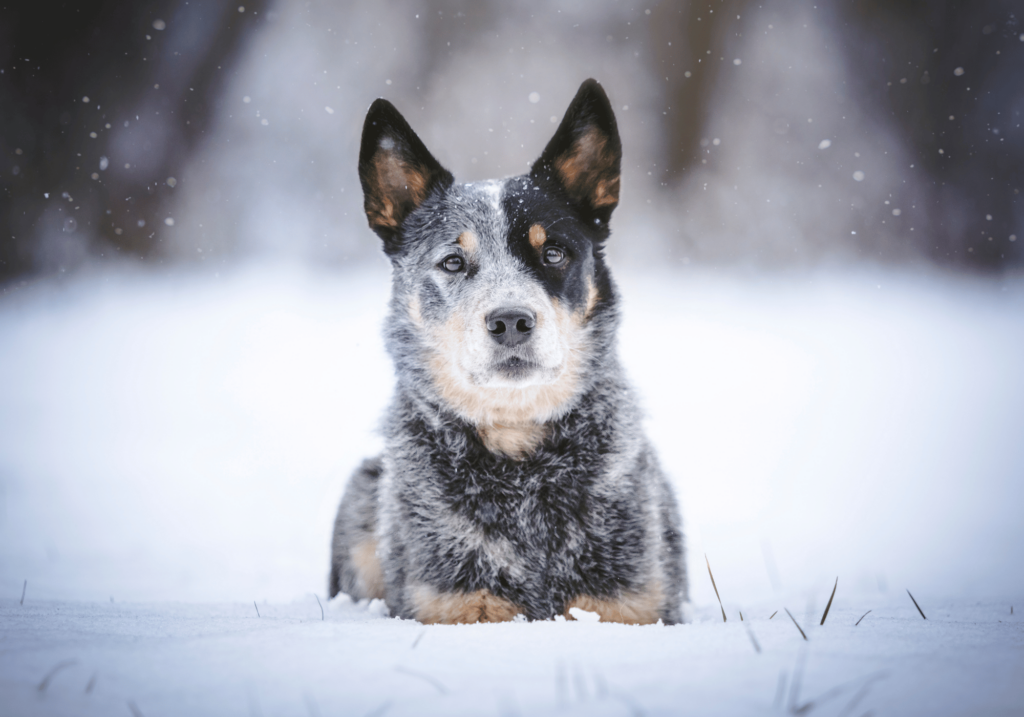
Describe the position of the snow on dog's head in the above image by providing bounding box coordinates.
[359,80,622,436]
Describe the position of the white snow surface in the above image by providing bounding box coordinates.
[1,262,1023,715]
[3,598,1021,716]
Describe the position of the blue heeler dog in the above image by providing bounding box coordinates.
[329,79,687,624]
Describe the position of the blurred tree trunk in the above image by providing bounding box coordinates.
[648,0,1021,269]
[834,0,1023,268]
[650,0,750,183]
[0,0,269,283]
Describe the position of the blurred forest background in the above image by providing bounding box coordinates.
[3,0,1024,612]
[2,0,1022,284]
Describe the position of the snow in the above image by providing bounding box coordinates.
[2,598,1021,716]
[1,263,1023,714]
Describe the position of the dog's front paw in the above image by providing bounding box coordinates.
[564,586,664,625]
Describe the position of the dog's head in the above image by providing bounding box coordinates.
[359,80,621,432]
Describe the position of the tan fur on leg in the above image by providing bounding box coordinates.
[411,586,522,624]
[352,540,386,600]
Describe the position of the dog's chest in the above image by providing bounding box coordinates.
[388,410,649,608]
[429,442,641,572]
[450,458,589,542]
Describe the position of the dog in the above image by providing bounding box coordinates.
[328,79,687,624]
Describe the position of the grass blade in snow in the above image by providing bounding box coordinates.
[705,554,727,622]
[785,608,808,641]
[820,577,838,625]
[907,590,927,619]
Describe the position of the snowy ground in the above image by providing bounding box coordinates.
[1,262,1023,715]
[3,597,1021,717]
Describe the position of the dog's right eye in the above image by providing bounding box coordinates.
[440,255,464,273]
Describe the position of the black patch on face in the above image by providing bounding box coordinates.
[496,79,623,316]
[501,176,614,316]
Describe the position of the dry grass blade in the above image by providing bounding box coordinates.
[784,608,808,641]
[769,610,778,620]
[254,600,261,618]
[411,630,426,649]
[820,577,838,625]
[38,659,78,692]
[128,700,145,717]
[20,579,27,606]
[906,590,927,620]
[705,553,727,622]
[314,594,324,621]
[854,610,872,626]
[739,611,744,621]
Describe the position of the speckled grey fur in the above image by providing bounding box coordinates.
[329,80,687,623]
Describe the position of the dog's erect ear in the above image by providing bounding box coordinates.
[531,79,622,223]
[358,99,453,254]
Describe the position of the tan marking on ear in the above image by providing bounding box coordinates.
[366,196,398,230]
[351,539,386,600]
[379,151,429,205]
[365,150,430,230]
[592,176,620,208]
[408,295,423,326]
[553,132,598,191]
[478,423,548,459]
[565,584,664,625]
[529,224,547,249]
[457,230,479,254]
[553,128,620,210]
[411,586,522,624]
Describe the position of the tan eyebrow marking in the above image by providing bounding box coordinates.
[457,231,478,253]
[529,224,547,249]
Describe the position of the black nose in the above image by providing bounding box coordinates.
[486,308,536,346]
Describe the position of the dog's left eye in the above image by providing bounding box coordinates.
[440,255,464,272]
[543,247,566,266]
